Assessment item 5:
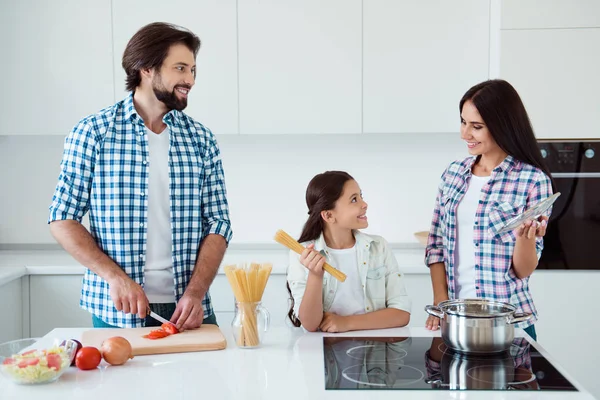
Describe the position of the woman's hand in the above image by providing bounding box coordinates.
[425,314,441,331]
[425,295,448,331]
[300,243,325,277]
[515,215,549,240]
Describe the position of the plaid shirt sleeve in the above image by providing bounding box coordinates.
[528,172,554,260]
[48,120,98,223]
[200,132,233,243]
[425,170,447,267]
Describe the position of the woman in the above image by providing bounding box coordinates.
[424,79,554,341]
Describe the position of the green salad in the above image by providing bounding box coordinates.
[1,346,71,384]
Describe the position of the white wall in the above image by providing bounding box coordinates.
[0,133,467,244]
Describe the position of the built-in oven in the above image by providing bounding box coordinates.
[537,140,600,270]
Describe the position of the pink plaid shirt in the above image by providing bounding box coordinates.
[425,155,553,328]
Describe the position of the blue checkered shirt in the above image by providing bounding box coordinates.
[48,93,233,328]
[425,155,553,328]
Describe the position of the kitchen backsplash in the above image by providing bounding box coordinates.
[0,133,467,244]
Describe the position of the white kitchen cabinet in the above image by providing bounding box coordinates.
[0,279,23,343]
[403,274,433,324]
[210,274,237,314]
[0,0,114,136]
[502,0,600,29]
[500,28,600,139]
[213,312,234,328]
[29,275,92,337]
[112,0,239,135]
[363,0,490,134]
[238,0,362,134]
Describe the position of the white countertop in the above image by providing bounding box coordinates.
[0,326,594,400]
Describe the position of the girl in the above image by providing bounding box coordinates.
[424,79,554,341]
[286,171,411,332]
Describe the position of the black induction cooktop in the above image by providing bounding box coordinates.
[323,336,578,391]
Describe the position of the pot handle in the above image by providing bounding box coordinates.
[424,305,444,319]
[424,374,448,388]
[506,312,533,325]
[424,378,446,387]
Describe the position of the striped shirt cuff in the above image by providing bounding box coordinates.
[425,249,444,267]
[205,221,233,244]
[47,209,81,224]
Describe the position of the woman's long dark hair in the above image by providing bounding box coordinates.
[287,171,354,327]
[460,79,553,183]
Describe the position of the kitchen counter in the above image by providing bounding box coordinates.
[0,326,594,400]
[2,248,599,399]
[0,266,28,287]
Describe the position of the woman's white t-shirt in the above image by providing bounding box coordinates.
[455,174,490,299]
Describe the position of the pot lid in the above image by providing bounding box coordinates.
[438,299,516,317]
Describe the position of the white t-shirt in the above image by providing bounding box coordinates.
[144,127,175,303]
[326,245,366,316]
[455,174,490,299]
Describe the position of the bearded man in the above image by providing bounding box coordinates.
[48,22,232,332]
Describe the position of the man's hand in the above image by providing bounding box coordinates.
[50,220,150,318]
[171,288,205,332]
[108,274,149,318]
[319,312,350,333]
[171,234,226,331]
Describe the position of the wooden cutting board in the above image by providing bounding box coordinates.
[80,324,227,356]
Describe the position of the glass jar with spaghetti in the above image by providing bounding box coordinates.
[231,302,270,348]
[223,262,273,349]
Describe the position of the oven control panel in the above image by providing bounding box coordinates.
[538,141,599,173]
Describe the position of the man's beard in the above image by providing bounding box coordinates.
[152,74,190,111]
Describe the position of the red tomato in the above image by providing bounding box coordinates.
[18,358,40,368]
[75,347,102,370]
[20,349,37,356]
[161,323,179,335]
[46,353,62,370]
[2,358,15,365]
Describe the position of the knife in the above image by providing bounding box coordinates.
[147,309,176,327]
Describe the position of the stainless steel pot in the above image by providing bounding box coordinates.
[425,299,533,354]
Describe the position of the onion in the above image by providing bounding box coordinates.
[100,336,134,366]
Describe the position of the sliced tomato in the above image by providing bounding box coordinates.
[161,323,179,334]
[20,349,37,356]
[46,353,62,370]
[148,330,170,339]
[18,358,40,368]
[2,357,15,365]
[143,329,170,340]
